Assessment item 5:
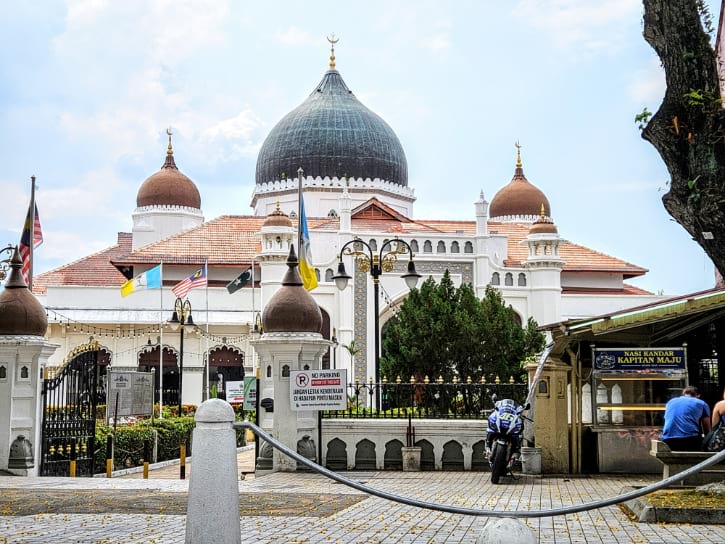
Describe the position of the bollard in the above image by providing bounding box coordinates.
[185,399,241,544]
[180,440,186,480]
[105,435,113,478]
[477,518,537,544]
[143,439,150,479]
[69,438,77,478]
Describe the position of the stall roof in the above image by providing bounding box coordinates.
[543,288,725,354]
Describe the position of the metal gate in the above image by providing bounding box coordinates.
[40,341,99,477]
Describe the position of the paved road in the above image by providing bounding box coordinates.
[1,458,724,543]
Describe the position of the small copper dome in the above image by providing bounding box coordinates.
[136,136,201,209]
[0,247,48,336]
[529,206,558,235]
[262,202,293,229]
[262,246,322,333]
[489,148,550,220]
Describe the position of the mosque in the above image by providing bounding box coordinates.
[31,45,664,407]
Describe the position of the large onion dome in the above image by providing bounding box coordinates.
[255,63,408,186]
[0,247,47,336]
[489,146,550,221]
[136,134,201,209]
[262,246,322,334]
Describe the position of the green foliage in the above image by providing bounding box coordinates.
[635,107,652,130]
[94,415,195,471]
[381,270,545,383]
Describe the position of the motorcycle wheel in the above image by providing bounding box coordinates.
[490,443,508,484]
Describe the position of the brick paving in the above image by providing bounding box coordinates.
[0,450,724,543]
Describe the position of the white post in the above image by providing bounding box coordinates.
[185,399,240,544]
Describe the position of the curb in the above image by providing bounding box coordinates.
[620,487,725,525]
[94,444,254,478]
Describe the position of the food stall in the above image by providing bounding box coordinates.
[590,345,688,473]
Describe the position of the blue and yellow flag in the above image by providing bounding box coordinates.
[299,195,318,291]
[121,264,162,298]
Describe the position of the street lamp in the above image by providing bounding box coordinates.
[169,297,195,416]
[332,238,421,407]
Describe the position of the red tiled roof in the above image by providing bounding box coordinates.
[35,214,647,290]
[562,283,654,296]
[32,233,132,294]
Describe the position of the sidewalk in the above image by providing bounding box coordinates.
[1,466,724,543]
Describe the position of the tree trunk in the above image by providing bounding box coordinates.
[642,0,725,281]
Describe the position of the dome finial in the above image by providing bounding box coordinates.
[515,141,522,168]
[166,127,174,156]
[327,33,339,70]
[540,203,546,218]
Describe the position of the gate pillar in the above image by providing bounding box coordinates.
[0,247,58,476]
[250,246,331,473]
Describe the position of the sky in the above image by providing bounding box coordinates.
[0,0,721,297]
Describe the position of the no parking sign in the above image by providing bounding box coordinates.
[290,369,347,410]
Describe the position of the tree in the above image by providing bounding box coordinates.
[380,270,545,382]
[641,0,725,277]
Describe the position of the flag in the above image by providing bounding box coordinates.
[298,195,318,291]
[120,264,162,297]
[19,202,43,284]
[172,265,207,299]
[226,265,253,294]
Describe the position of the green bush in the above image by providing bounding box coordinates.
[95,416,194,472]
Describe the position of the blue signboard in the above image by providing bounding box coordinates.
[594,348,686,371]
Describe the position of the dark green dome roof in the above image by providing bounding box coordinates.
[256,70,408,186]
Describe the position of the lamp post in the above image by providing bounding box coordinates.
[332,238,421,408]
[169,297,195,416]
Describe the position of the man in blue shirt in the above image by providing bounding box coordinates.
[662,386,711,451]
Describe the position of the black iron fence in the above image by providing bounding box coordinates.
[322,380,528,419]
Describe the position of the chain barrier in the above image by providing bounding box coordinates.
[236,420,725,519]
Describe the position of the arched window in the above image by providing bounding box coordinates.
[327,209,338,217]
[325,268,334,282]
[282,365,290,378]
[505,273,514,286]
[423,240,433,253]
[315,268,321,282]
[464,241,473,253]
[369,239,378,251]
[491,272,500,285]
[437,241,446,253]
[266,365,272,378]
[517,273,527,287]
[451,241,460,253]
[411,240,419,253]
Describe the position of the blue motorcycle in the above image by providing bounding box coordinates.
[486,396,529,484]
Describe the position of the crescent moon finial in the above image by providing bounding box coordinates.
[167,127,174,155]
[515,141,522,168]
[327,33,339,70]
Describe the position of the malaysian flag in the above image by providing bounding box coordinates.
[19,202,43,285]
[172,265,207,299]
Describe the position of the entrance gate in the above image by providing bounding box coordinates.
[40,342,99,477]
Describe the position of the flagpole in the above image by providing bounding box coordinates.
[29,175,36,291]
[297,167,303,253]
[159,260,164,419]
[205,259,209,401]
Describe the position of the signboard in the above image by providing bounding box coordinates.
[243,376,257,410]
[290,369,347,411]
[226,380,244,403]
[107,370,154,420]
[593,347,686,371]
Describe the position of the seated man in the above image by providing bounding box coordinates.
[661,385,711,451]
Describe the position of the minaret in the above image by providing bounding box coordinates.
[474,189,488,236]
[132,128,204,250]
[524,205,564,325]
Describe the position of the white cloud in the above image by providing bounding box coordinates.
[629,58,665,104]
[40,230,110,262]
[275,26,317,46]
[199,109,266,161]
[422,33,450,52]
[514,0,640,53]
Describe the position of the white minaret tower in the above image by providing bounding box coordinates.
[524,205,565,326]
